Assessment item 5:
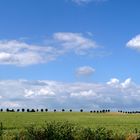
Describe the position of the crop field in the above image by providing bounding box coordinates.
[0,112,140,134]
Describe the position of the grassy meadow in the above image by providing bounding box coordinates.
[0,112,140,134]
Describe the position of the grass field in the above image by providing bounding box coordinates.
[0,112,140,134]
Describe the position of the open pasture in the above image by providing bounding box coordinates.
[0,112,140,134]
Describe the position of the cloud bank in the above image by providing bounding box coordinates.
[0,78,139,111]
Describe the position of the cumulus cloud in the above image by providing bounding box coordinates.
[0,40,60,66]
[127,35,140,51]
[107,78,133,88]
[53,32,98,55]
[107,78,120,88]
[0,78,139,110]
[121,78,133,88]
[0,32,99,66]
[76,66,95,76]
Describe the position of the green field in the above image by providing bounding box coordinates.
[0,112,140,134]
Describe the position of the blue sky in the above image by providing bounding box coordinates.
[0,0,140,110]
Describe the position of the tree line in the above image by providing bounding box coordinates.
[0,108,111,113]
[118,110,140,114]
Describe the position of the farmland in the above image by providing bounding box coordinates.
[0,112,140,134]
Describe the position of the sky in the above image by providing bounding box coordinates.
[0,0,140,110]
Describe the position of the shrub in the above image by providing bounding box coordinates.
[44,121,75,140]
[22,121,75,140]
[78,127,94,140]
[24,124,46,140]
[94,127,113,140]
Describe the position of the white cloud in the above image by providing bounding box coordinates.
[0,78,139,110]
[0,33,99,66]
[72,0,92,5]
[121,78,132,88]
[1,102,20,108]
[107,78,120,87]
[127,35,140,51]
[53,32,98,55]
[72,0,107,5]
[71,90,97,99]
[24,88,55,98]
[0,40,59,66]
[107,78,134,89]
[0,52,11,61]
[76,66,95,76]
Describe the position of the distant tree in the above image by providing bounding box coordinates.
[97,110,99,113]
[17,109,20,112]
[62,109,65,112]
[102,110,105,113]
[11,109,15,112]
[93,110,96,113]
[108,110,110,112]
[70,109,72,112]
[54,109,56,112]
[0,109,3,112]
[45,108,48,112]
[31,109,35,112]
[22,108,25,112]
[6,108,9,112]
[27,109,30,112]
[41,109,44,112]
[80,109,83,112]
[36,109,39,112]
[90,110,92,113]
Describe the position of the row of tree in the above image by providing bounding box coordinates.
[0,108,111,113]
[0,108,48,112]
[118,110,140,114]
[89,110,110,113]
